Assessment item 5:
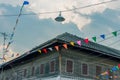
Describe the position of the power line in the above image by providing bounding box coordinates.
[0,0,119,17]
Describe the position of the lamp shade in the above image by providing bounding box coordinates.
[55,12,65,22]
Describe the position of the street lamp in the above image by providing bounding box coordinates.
[55,11,65,22]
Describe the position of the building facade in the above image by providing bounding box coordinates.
[0,32,120,80]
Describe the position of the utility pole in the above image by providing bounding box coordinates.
[0,32,10,61]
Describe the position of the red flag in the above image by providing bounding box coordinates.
[118,64,120,68]
[84,38,89,44]
[42,48,47,53]
[70,41,75,46]
[63,44,68,49]
[55,46,59,51]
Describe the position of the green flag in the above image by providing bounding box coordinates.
[92,37,96,42]
[112,31,117,37]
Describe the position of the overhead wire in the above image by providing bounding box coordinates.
[0,0,119,17]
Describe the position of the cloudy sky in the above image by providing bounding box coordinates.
[0,0,120,61]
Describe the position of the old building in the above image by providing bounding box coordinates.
[0,32,120,80]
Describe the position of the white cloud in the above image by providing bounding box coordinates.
[27,0,120,30]
[0,0,22,7]
[0,0,120,30]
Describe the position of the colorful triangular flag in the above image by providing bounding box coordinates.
[112,31,117,37]
[48,48,53,51]
[42,49,47,53]
[111,66,118,71]
[101,71,108,75]
[92,37,97,42]
[63,44,68,49]
[118,64,120,68]
[38,50,42,53]
[55,46,59,51]
[23,1,29,5]
[84,38,89,44]
[70,41,75,46]
[100,34,105,39]
[77,40,81,46]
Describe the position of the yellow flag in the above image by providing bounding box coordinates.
[70,41,75,46]
[38,50,41,53]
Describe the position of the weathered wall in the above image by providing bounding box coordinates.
[60,47,120,79]
[0,51,59,80]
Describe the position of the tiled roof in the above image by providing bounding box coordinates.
[55,32,120,58]
[0,32,120,69]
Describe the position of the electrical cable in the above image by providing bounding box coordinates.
[0,0,119,17]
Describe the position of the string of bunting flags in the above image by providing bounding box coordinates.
[92,30,118,42]
[37,43,68,54]
[6,0,29,51]
[36,30,119,54]
[38,30,119,53]
[0,0,29,62]
[96,64,120,79]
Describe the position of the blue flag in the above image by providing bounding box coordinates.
[23,1,29,5]
[100,34,105,39]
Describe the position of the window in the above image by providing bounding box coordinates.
[66,60,73,73]
[82,63,88,75]
[50,60,55,72]
[31,66,35,76]
[40,64,44,74]
[96,66,102,76]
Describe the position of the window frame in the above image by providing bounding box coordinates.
[65,59,74,73]
[96,65,102,76]
[49,60,56,73]
[81,62,89,76]
[40,63,45,75]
